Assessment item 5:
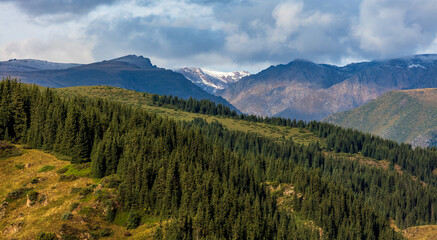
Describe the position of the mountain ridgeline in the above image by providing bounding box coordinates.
[3,78,437,239]
[218,54,437,120]
[324,88,437,148]
[0,55,238,112]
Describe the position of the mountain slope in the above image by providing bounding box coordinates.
[218,55,437,120]
[0,55,237,111]
[176,67,250,93]
[323,88,437,148]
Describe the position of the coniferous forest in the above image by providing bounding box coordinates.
[2,78,437,239]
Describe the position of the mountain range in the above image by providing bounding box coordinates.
[0,55,237,111]
[3,54,437,125]
[324,88,437,148]
[218,54,437,120]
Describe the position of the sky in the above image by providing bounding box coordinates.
[1,0,437,73]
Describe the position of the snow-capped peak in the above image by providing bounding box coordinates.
[176,67,251,94]
[201,69,251,83]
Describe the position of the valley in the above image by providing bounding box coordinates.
[1,79,436,239]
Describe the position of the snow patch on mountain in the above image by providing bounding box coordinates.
[176,67,250,94]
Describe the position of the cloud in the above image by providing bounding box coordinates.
[0,0,118,16]
[2,0,437,72]
[0,38,95,63]
[353,0,437,58]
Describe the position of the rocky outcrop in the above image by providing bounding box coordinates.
[411,130,437,149]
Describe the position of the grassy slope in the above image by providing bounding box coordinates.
[57,86,321,146]
[324,88,437,144]
[0,146,161,239]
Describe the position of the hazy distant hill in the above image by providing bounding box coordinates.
[324,88,437,148]
[0,55,237,111]
[0,58,80,72]
[218,55,437,120]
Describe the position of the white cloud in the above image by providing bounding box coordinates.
[0,38,95,63]
[1,0,437,72]
[353,0,437,57]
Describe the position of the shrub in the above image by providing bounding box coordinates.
[38,165,55,172]
[70,202,79,212]
[61,211,72,220]
[31,177,40,184]
[79,206,96,217]
[59,175,78,182]
[79,187,94,196]
[28,190,39,202]
[15,163,25,169]
[101,175,121,188]
[99,228,113,237]
[126,211,141,229]
[56,166,69,174]
[6,187,32,202]
[36,232,58,240]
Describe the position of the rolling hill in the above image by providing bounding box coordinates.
[324,88,437,148]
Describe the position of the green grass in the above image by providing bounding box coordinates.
[57,163,92,178]
[37,165,56,172]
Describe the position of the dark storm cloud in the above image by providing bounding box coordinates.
[0,0,119,16]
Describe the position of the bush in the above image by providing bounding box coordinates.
[28,190,39,202]
[70,202,79,212]
[99,228,113,237]
[126,211,141,229]
[15,163,25,169]
[70,188,82,194]
[56,166,69,174]
[38,165,55,172]
[101,175,121,188]
[61,211,72,220]
[6,187,32,202]
[36,232,58,240]
[31,177,40,184]
[59,175,78,182]
[79,187,94,196]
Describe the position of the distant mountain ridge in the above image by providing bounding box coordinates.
[218,54,437,120]
[176,67,250,94]
[0,55,238,111]
[323,88,437,148]
[0,59,81,72]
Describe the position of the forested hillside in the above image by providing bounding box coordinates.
[1,78,437,239]
[324,88,437,148]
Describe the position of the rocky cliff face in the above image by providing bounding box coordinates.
[219,55,437,120]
